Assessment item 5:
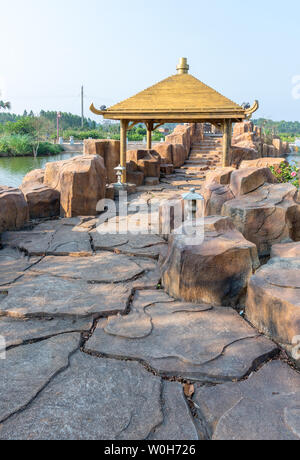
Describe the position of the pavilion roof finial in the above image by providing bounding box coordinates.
[177,57,189,75]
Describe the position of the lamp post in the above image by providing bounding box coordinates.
[56,112,61,143]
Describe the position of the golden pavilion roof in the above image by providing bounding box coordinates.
[90,59,258,122]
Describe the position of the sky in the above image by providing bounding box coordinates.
[1,0,300,121]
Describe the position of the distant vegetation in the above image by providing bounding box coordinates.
[0,110,169,156]
[253,119,300,143]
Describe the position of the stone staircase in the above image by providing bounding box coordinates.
[175,134,223,180]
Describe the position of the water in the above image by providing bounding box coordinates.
[0,152,80,188]
[287,149,300,168]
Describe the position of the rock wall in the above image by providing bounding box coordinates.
[231,121,291,168]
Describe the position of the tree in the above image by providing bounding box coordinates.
[0,90,10,110]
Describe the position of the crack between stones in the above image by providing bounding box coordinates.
[0,345,80,425]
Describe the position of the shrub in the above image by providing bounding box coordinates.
[0,134,64,156]
[270,161,299,189]
[0,134,33,155]
[38,142,64,155]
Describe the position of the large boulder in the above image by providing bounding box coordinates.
[127,150,161,178]
[205,167,235,186]
[233,121,254,137]
[153,143,173,165]
[222,183,300,256]
[239,158,287,169]
[272,138,283,156]
[230,167,276,196]
[84,139,120,184]
[0,187,28,232]
[44,155,107,217]
[165,125,190,156]
[246,255,300,367]
[22,169,45,186]
[230,146,260,168]
[20,184,60,219]
[161,216,259,306]
[203,184,234,216]
[271,241,300,259]
[126,161,144,186]
[172,144,187,168]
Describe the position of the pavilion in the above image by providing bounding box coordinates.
[90,58,258,182]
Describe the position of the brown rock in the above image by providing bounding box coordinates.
[20,184,60,219]
[145,177,159,186]
[246,257,300,365]
[230,146,260,168]
[154,143,173,164]
[126,161,144,186]
[127,150,161,178]
[203,184,234,216]
[166,127,190,157]
[230,167,276,196]
[222,183,299,256]
[22,169,45,186]
[44,155,106,217]
[239,158,287,169]
[160,164,174,175]
[0,187,28,232]
[273,138,283,156]
[205,167,235,185]
[271,242,300,259]
[233,121,254,137]
[172,144,186,168]
[161,216,259,306]
[84,139,120,183]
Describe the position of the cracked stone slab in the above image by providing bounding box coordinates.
[0,352,163,440]
[1,224,92,256]
[91,231,167,259]
[193,360,300,440]
[148,382,199,440]
[30,253,145,283]
[86,304,278,383]
[0,274,132,318]
[1,230,53,256]
[0,316,93,348]
[105,290,174,339]
[131,258,161,290]
[0,248,40,286]
[0,333,80,423]
[47,226,92,256]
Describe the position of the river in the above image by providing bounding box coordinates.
[0,150,299,188]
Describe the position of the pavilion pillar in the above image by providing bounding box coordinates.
[146,121,153,149]
[120,119,128,183]
[222,119,232,167]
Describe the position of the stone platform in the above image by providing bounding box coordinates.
[0,172,299,440]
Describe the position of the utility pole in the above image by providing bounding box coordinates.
[81,85,84,128]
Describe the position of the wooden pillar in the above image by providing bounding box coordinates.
[222,119,232,167]
[146,121,153,149]
[120,119,128,183]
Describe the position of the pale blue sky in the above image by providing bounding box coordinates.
[1,0,299,120]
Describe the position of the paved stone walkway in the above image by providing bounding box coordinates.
[0,176,299,440]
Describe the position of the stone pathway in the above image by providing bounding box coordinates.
[0,172,299,440]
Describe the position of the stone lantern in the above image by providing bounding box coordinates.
[182,188,204,221]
